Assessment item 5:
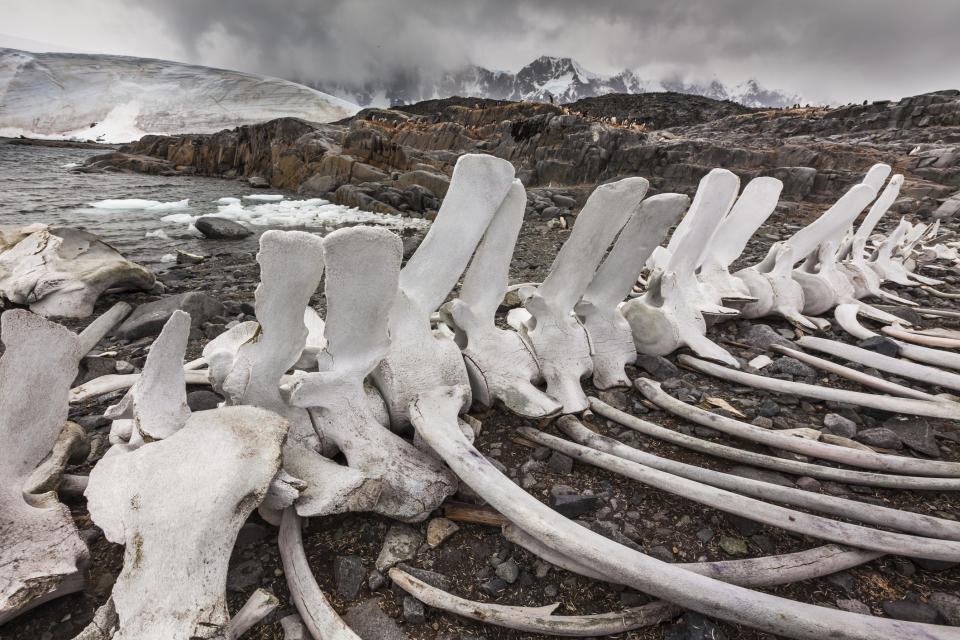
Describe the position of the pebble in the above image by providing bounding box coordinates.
[480,578,508,597]
[375,524,423,572]
[547,451,574,474]
[495,559,520,583]
[426,517,459,548]
[855,427,903,450]
[367,569,387,591]
[334,555,365,600]
[403,596,426,624]
[718,536,748,556]
[695,527,714,543]
[822,413,858,438]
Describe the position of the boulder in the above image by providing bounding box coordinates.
[195,216,253,240]
[0,225,155,318]
[933,190,960,220]
[115,292,226,339]
[395,169,450,198]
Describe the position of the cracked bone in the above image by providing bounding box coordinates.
[524,425,960,560]
[103,310,191,450]
[84,406,288,640]
[440,180,562,417]
[287,226,456,522]
[590,390,960,491]
[621,169,742,366]
[737,168,884,326]
[373,153,516,428]
[679,354,960,421]
[575,192,688,389]
[410,385,960,640]
[554,416,960,542]
[0,310,88,625]
[510,177,650,412]
[625,385,960,485]
[835,303,960,371]
[696,176,782,306]
[279,508,363,640]
[0,226,155,318]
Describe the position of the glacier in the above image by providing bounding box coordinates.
[0,48,361,143]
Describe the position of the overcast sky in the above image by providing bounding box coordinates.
[3,0,959,104]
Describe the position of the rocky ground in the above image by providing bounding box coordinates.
[5,90,960,639]
[4,197,960,639]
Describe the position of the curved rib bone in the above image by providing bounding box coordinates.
[835,304,960,371]
[279,508,362,640]
[84,406,288,640]
[373,153,516,428]
[440,181,562,417]
[881,323,960,349]
[390,567,679,636]
[796,335,960,393]
[631,381,960,480]
[576,192,688,388]
[697,177,782,305]
[287,227,456,522]
[622,169,742,366]
[0,310,88,626]
[555,416,960,541]
[679,353,960,421]
[410,385,960,640]
[504,523,880,588]
[514,177,650,411]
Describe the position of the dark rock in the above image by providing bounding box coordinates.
[549,492,598,518]
[589,520,642,551]
[495,559,520,583]
[235,522,269,548]
[822,413,858,438]
[795,476,822,492]
[343,597,406,640]
[739,323,793,349]
[912,557,960,571]
[394,564,452,591]
[375,524,422,572]
[334,555,366,600]
[883,417,940,457]
[767,356,815,379]
[226,559,263,592]
[401,236,422,259]
[882,596,942,624]
[367,570,387,591]
[664,611,727,640]
[597,389,629,411]
[725,514,763,536]
[825,572,855,594]
[856,335,900,358]
[546,451,574,474]
[756,399,780,418]
[930,592,960,625]
[635,354,679,380]
[696,527,714,543]
[479,578,508,597]
[647,545,675,563]
[194,216,253,239]
[115,292,226,339]
[855,427,903,450]
[727,465,793,487]
[402,596,426,624]
[718,536,748,556]
[837,598,871,615]
[73,356,117,386]
[186,390,223,412]
[532,446,552,461]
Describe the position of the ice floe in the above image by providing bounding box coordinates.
[241,194,285,202]
[89,198,190,211]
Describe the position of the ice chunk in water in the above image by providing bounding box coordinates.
[242,194,284,202]
[89,198,190,210]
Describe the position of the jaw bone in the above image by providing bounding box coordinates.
[372,153,516,429]
[696,176,782,307]
[575,192,688,389]
[622,169,742,367]
[440,181,563,417]
[510,177,650,412]
[737,171,884,327]
[84,406,288,640]
[286,226,457,522]
[0,310,88,625]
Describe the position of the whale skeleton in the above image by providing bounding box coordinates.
[7,155,960,639]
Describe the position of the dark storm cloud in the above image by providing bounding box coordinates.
[8,0,960,103]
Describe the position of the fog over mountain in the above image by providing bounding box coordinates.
[4,0,960,106]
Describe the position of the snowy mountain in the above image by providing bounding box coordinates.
[313,56,801,109]
[0,48,360,143]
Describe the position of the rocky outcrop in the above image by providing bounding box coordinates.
[82,90,960,219]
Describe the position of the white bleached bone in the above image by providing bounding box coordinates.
[440,181,562,417]
[84,406,288,640]
[279,508,363,640]
[866,218,942,286]
[69,369,209,403]
[576,192,688,389]
[0,226,155,318]
[630,382,960,481]
[373,153,516,428]
[738,168,884,326]
[103,310,191,449]
[881,323,960,349]
[622,169,741,366]
[834,303,960,371]
[77,301,132,355]
[22,421,88,495]
[678,354,960,421]
[410,385,960,640]
[231,588,280,638]
[796,335,960,393]
[287,226,456,522]
[512,177,650,412]
[0,310,88,625]
[554,416,960,542]
[696,177,782,306]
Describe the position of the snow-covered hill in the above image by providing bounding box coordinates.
[314,56,801,109]
[0,48,360,143]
